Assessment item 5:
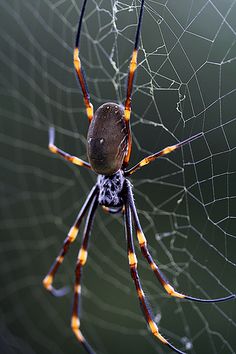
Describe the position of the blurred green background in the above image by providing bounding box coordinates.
[0,1,236,354]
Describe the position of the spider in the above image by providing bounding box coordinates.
[43,1,236,353]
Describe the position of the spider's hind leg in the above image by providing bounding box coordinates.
[71,193,98,354]
[124,180,186,354]
[127,181,235,304]
[43,185,98,297]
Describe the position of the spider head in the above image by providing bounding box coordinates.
[97,170,125,207]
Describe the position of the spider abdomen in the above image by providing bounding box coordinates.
[87,102,128,175]
[97,170,124,207]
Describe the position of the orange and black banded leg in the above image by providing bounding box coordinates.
[74,0,93,123]
[43,185,98,297]
[125,132,203,176]
[71,192,98,354]
[123,0,145,167]
[48,127,91,170]
[124,181,186,354]
[127,181,236,303]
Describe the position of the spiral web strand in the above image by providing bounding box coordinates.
[0,1,236,354]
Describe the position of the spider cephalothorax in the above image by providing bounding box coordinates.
[97,170,124,208]
[43,1,236,354]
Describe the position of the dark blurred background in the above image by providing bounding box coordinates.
[0,1,236,354]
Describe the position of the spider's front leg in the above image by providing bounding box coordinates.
[74,0,93,122]
[123,0,145,167]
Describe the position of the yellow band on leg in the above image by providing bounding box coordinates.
[78,248,88,265]
[164,283,185,298]
[128,251,138,267]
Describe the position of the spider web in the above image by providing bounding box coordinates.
[0,0,236,353]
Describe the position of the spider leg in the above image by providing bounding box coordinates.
[102,205,124,214]
[125,132,203,176]
[124,180,186,354]
[71,192,98,354]
[127,181,236,303]
[43,185,98,297]
[48,127,91,169]
[74,0,93,123]
[123,0,145,167]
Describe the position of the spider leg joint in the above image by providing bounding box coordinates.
[164,283,185,299]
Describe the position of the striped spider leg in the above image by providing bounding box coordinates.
[124,180,235,354]
[71,192,99,354]
[48,127,91,170]
[126,180,235,304]
[43,185,98,297]
[125,132,203,177]
[74,0,94,122]
[123,0,145,167]
[124,180,186,354]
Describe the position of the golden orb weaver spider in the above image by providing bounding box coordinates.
[43,1,236,353]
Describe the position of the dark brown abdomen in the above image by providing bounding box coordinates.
[87,103,128,175]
